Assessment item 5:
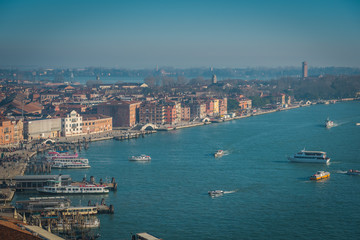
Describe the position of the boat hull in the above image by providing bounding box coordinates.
[310,173,330,180]
[288,157,330,164]
[38,190,109,194]
[51,165,91,169]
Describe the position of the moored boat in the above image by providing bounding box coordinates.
[46,151,79,160]
[288,149,330,164]
[310,171,330,180]
[214,150,224,158]
[347,169,360,175]
[37,176,109,194]
[129,154,151,161]
[51,162,91,169]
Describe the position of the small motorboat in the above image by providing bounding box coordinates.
[347,169,360,175]
[208,190,224,197]
[129,154,151,161]
[325,118,334,128]
[310,171,330,180]
[214,150,224,158]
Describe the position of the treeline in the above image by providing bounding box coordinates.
[270,75,360,100]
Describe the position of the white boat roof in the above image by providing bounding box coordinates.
[300,150,326,154]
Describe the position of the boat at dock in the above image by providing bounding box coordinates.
[310,171,330,180]
[51,161,91,169]
[46,152,90,169]
[37,176,109,194]
[288,149,330,164]
[46,151,79,160]
[214,150,224,158]
[325,118,334,128]
[208,190,224,197]
[129,154,151,161]
[347,169,360,175]
[52,216,100,231]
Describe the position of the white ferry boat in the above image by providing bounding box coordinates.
[288,149,330,163]
[46,151,79,160]
[214,150,224,158]
[129,154,151,161]
[52,162,91,169]
[37,176,109,194]
[325,118,334,128]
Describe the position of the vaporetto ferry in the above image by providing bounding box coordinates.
[288,149,330,163]
[51,161,91,169]
[37,176,109,194]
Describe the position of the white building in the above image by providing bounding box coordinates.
[62,110,83,136]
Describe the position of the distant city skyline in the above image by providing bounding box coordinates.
[0,0,360,69]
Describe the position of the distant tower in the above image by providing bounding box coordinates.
[302,61,308,78]
[212,74,217,84]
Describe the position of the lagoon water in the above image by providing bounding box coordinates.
[17,102,360,239]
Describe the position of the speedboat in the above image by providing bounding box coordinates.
[347,169,360,175]
[288,149,330,164]
[310,171,330,180]
[208,190,224,197]
[214,150,224,158]
[129,154,151,161]
[325,118,334,128]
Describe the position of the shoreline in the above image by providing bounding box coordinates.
[0,100,357,203]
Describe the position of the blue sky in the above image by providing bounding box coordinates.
[0,0,359,68]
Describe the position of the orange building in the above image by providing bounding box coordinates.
[206,100,214,116]
[0,117,23,145]
[238,98,252,110]
[82,114,112,134]
[219,98,228,115]
[165,105,177,124]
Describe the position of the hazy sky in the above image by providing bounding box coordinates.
[0,0,359,68]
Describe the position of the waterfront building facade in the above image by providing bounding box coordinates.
[82,114,112,134]
[219,98,228,115]
[181,105,191,121]
[139,101,165,125]
[238,98,252,110]
[213,99,219,116]
[206,100,214,116]
[189,102,207,119]
[97,101,141,128]
[164,101,181,125]
[24,118,61,140]
[0,117,23,145]
[61,110,83,136]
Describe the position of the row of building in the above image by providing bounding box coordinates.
[97,98,228,127]
[0,97,230,145]
[0,111,112,145]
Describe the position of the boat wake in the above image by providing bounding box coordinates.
[223,189,238,194]
[335,170,348,174]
